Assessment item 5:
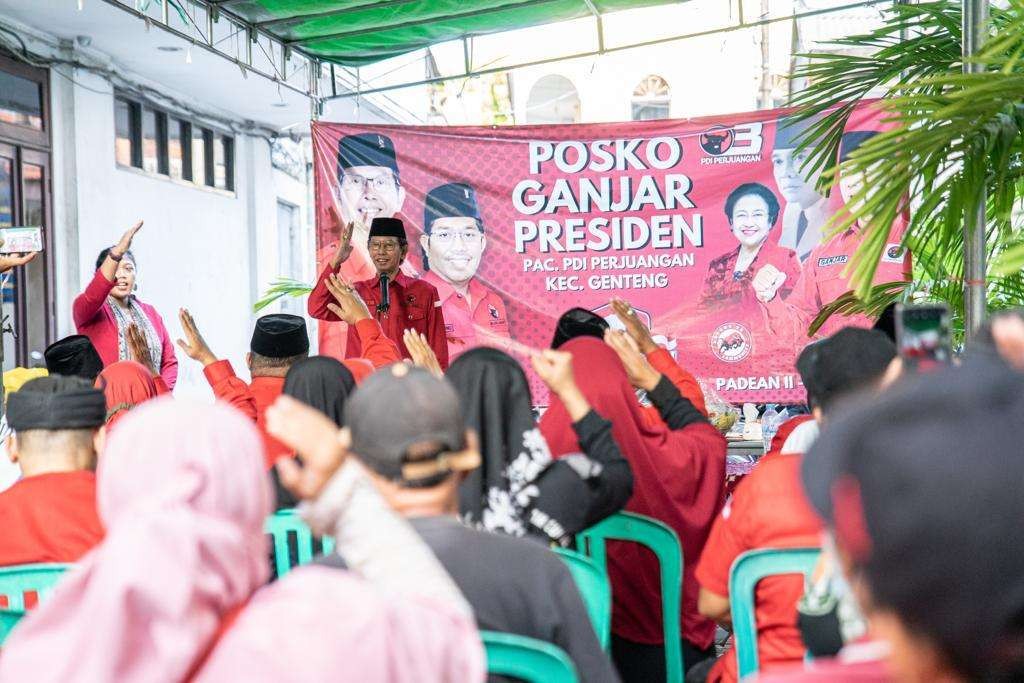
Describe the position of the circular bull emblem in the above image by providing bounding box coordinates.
[710,322,753,363]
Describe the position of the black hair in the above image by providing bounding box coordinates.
[724,182,781,228]
[797,327,895,416]
[249,351,308,374]
[95,247,135,272]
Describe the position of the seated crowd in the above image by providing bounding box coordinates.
[0,225,1022,682]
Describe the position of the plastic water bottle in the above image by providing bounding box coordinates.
[761,404,781,454]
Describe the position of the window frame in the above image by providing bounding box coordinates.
[0,53,49,149]
[113,91,235,194]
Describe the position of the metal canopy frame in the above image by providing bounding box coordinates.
[325,0,890,100]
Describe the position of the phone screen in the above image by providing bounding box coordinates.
[896,304,951,370]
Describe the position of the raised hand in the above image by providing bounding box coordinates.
[266,394,350,501]
[112,220,143,259]
[403,328,443,378]
[610,297,657,353]
[605,329,661,391]
[126,323,157,375]
[325,274,371,324]
[328,206,355,269]
[176,308,218,366]
[530,349,576,397]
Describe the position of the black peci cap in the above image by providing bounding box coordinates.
[337,133,399,176]
[250,314,309,358]
[368,217,406,241]
[424,182,482,233]
[44,335,104,381]
[838,130,879,164]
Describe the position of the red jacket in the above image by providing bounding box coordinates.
[0,471,104,567]
[308,266,449,370]
[73,270,178,389]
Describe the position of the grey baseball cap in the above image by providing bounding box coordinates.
[345,365,469,482]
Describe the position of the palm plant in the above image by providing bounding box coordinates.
[254,278,314,313]
[786,0,1024,340]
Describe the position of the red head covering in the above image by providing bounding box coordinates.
[96,361,161,429]
[539,337,727,647]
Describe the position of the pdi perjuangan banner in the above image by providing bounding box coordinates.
[311,100,909,404]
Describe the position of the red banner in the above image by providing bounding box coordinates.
[311,101,908,404]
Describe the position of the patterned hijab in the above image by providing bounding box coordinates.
[107,264,161,368]
[447,347,604,546]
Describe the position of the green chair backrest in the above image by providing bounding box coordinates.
[576,512,684,683]
[552,547,611,650]
[481,630,578,683]
[0,563,70,645]
[0,608,26,645]
[729,547,822,680]
[264,509,335,578]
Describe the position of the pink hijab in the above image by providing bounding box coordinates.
[194,566,485,682]
[0,397,271,682]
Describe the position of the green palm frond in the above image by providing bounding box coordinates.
[786,0,1024,331]
[254,278,314,313]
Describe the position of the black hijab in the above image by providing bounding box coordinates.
[448,347,602,546]
[282,356,356,427]
[272,356,357,512]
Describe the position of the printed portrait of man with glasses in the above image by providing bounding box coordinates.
[419,182,511,361]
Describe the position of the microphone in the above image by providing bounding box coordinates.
[377,273,390,316]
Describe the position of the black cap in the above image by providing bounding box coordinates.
[346,365,470,484]
[774,112,829,150]
[337,132,399,176]
[551,308,609,349]
[796,327,895,415]
[368,217,406,241]
[7,375,106,431]
[838,130,879,164]
[872,302,897,343]
[250,314,309,358]
[424,182,482,233]
[801,358,1024,680]
[44,335,104,381]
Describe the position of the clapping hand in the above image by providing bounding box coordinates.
[127,323,157,376]
[610,297,658,353]
[605,329,661,391]
[325,274,371,324]
[176,308,218,366]
[403,329,443,378]
[266,395,351,501]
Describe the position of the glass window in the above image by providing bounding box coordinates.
[213,135,226,190]
[141,108,159,174]
[0,71,43,130]
[525,75,580,124]
[114,98,140,168]
[631,74,671,121]
[168,118,185,180]
[223,136,234,191]
[192,127,207,186]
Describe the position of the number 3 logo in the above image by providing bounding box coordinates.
[723,122,764,157]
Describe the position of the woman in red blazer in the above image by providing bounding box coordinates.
[73,221,178,389]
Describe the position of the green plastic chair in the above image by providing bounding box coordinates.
[264,509,335,578]
[729,547,822,680]
[576,511,684,683]
[552,547,611,650]
[0,563,70,645]
[481,630,578,683]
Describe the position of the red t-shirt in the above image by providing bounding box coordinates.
[695,452,823,683]
[0,471,104,566]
